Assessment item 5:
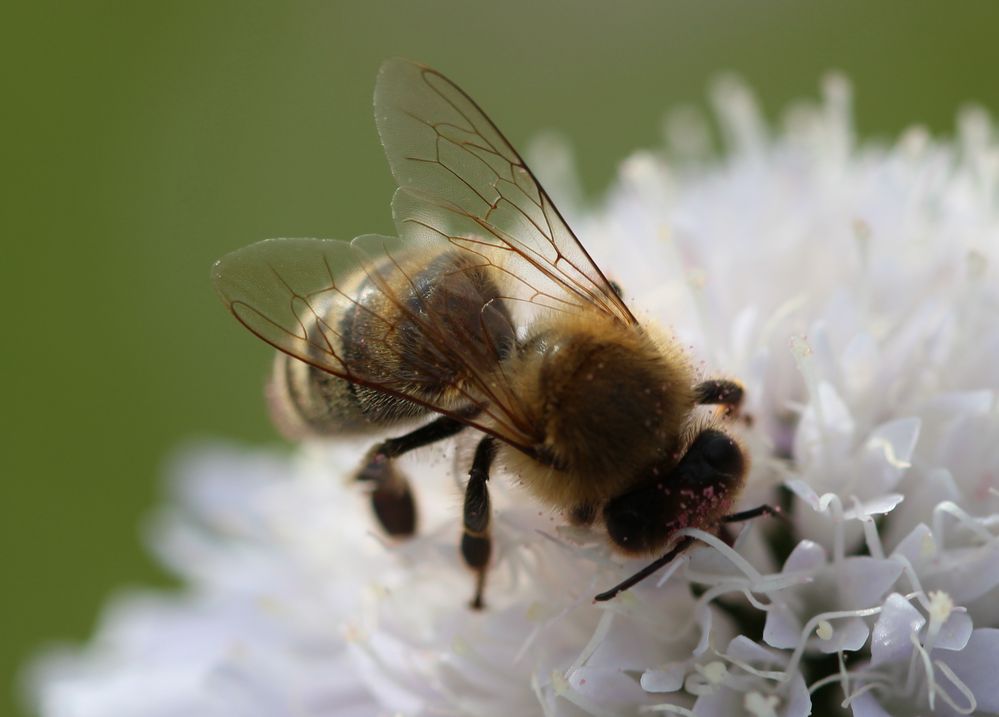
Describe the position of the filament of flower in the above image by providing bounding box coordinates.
[716,649,787,682]
[836,647,847,691]
[683,565,810,594]
[678,528,763,582]
[550,669,617,717]
[807,667,890,697]
[829,494,847,565]
[639,703,697,715]
[840,679,891,710]
[853,498,887,559]
[865,435,912,469]
[890,555,933,612]
[910,631,937,709]
[448,634,523,693]
[898,626,979,715]
[653,552,690,589]
[782,604,885,688]
[565,610,615,677]
[932,500,995,544]
[933,659,977,715]
[790,336,826,442]
[532,671,558,717]
[515,599,575,664]
[795,491,849,564]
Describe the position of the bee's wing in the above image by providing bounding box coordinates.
[375,58,637,325]
[213,235,537,450]
[215,61,634,454]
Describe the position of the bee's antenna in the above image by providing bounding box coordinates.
[593,536,695,602]
[595,503,784,602]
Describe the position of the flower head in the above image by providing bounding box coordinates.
[27,76,999,716]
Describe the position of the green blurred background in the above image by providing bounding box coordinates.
[4,2,998,714]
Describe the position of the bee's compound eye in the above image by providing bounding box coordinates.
[697,430,743,476]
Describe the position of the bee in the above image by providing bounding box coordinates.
[213,59,775,609]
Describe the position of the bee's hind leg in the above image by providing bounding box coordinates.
[462,436,497,610]
[357,414,469,537]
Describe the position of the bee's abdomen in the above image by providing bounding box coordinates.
[267,350,426,438]
[267,249,514,438]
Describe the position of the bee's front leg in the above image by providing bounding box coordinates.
[694,379,744,417]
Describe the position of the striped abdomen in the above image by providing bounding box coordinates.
[268,249,514,438]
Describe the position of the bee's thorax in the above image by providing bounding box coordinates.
[502,314,696,509]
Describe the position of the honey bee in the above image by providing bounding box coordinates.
[213,59,774,609]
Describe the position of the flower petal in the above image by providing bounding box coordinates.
[763,603,801,650]
[935,610,974,652]
[935,628,999,714]
[813,616,869,654]
[640,663,686,693]
[871,593,925,666]
[837,557,904,608]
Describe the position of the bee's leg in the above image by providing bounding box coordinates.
[365,414,471,462]
[461,436,497,610]
[357,415,469,537]
[694,379,744,417]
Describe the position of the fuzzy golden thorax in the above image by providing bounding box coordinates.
[502,314,697,510]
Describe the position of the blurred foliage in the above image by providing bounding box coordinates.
[3,2,998,715]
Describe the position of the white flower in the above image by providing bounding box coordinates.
[26,75,999,716]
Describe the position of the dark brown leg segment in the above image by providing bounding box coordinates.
[462,436,496,610]
[357,415,469,536]
[694,379,744,416]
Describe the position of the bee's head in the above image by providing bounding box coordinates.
[603,429,747,555]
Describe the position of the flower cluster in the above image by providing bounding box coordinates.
[28,76,999,716]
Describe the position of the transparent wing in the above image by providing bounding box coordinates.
[375,58,637,325]
[212,236,539,451]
